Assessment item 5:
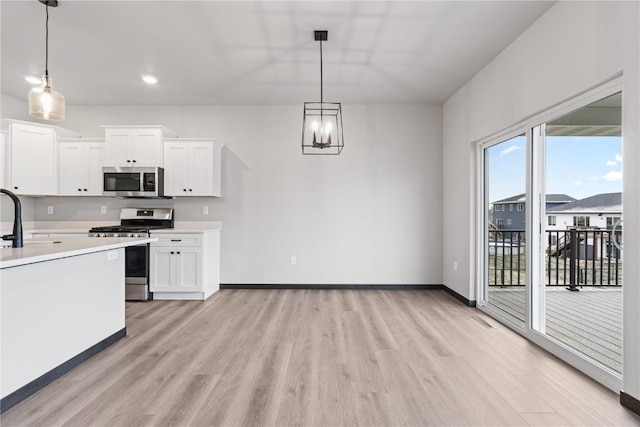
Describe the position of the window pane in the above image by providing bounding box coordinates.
[484,133,527,326]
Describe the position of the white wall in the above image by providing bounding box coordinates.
[2,102,442,286]
[442,1,639,400]
[0,94,30,122]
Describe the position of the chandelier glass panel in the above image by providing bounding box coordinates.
[302,31,344,155]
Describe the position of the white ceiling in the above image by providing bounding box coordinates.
[1,0,554,106]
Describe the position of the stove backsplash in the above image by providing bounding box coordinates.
[29,196,222,222]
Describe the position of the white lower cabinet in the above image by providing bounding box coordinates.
[149,231,220,300]
[150,246,202,293]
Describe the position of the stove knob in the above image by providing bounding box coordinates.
[100,233,108,238]
[127,233,135,238]
[114,233,121,238]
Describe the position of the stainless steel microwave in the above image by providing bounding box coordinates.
[102,167,164,197]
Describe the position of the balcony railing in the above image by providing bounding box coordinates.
[488,228,622,287]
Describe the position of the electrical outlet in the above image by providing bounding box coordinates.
[47,206,54,215]
[203,206,209,215]
[290,256,297,266]
[107,251,118,261]
[453,261,458,271]
[100,206,107,215]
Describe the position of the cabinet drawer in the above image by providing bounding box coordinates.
[150,233,202,247]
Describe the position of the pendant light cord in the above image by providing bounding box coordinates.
[319,38,323,103]
[45,3,49,76]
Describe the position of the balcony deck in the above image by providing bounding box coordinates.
[487,287,622,373]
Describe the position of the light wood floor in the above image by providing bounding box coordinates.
[2,289,639,426]
[488,287,623,372]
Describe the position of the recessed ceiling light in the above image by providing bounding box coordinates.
[25,76,42,85]
[141,75,158,84]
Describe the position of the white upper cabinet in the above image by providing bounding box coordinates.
[0,130,6,189]
[58,139,105,196]
[2,120,80,196]
[102,125,177,167]
[163,139,222,197]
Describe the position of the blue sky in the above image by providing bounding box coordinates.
[487,134,622,203]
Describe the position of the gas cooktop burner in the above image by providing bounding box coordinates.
[89,227,151,238]
[89,207,174,238]
[89,225,150,233]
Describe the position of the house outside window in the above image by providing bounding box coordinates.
[509,204,513,211]
[548,216,556,226]
[573,216,590,227]
[606,216,621,228]
[517,203,524,211]
[507,219,512,225]
[495,219,503,227]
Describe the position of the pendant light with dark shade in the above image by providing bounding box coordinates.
[28,0,65,121]
[302,30,344,155]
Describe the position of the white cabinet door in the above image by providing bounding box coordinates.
[104,128,133,166]
[163,143,190,195]
[86,144,105,195]
[1,131,6,189]
[150,244,202,293]
[133,128,163,167]
[150,247,176,291]
[175,247,202,291]
[59,141,105,196]
[10,123,57,195]
[104,127,164,167]
[163,140,219,197]
[59,143,85,195]
[189,143,214,196]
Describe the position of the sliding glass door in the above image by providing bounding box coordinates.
[479,85,623,385]
[482,133,527,327]
[534,92,623,374]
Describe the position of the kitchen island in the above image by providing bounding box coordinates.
[0,236,156,412]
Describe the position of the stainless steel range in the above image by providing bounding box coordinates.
[89,208,174,301]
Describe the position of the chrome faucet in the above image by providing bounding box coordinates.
[1,188,23,248]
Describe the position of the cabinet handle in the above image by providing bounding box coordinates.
[171,239,182,242]
[78,188,82,192]
[189,189,193,192]
[177,251,181,255]
[84,189,88,192]
[132,160,137,163]
[14,186,18,190]
[127,160,131,163]
[183,189,187,192]
[171,251,175,254]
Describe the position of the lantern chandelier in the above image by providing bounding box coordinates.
[28,0,65,121]
[301,30,344,155]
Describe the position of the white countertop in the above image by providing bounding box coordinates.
[0,236,157,269]
[152,221,223,233]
